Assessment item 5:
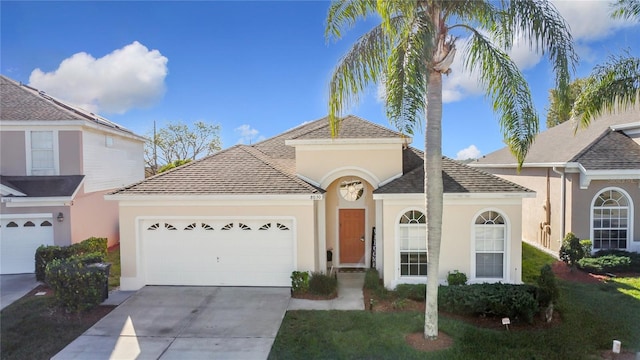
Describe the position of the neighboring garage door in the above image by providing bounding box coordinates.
[1,215,54,274]
[141,218,295,287]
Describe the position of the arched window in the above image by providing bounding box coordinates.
[592,189,630,250]
[399,210,427,277]
[474,211,506,279]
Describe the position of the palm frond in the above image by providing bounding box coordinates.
[572,53,640,128]
[464,31,538,166]
[325,0,377,42]
[611,0,640,20]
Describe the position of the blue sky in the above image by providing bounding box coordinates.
[2,1,638,159]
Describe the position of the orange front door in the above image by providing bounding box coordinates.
[339,209,365,264]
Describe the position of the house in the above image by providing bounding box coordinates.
[471,108,640,255]
[106,115,533,291]
[0,75,146,274]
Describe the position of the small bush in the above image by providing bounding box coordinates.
[395,284,426,301]
[45,256,109,312]
[580,240,592,258]
[309,272,337,296]
[592,250,640,272]
[364,268,381,290]
[447,270,468,286]
[536,264,559,307]
[578,255,631,274]
[290,271,310,294]
[439,283,539,323]
[559,232,585,268]
[70,237,108,258]
[34,237,108,281]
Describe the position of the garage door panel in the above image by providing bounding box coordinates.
[1,217,54,274]
[142,219,294,286]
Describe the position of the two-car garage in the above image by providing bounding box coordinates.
[139,218,296,287]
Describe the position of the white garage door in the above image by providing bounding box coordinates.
[141,218,295,287]
[1,215,54,274]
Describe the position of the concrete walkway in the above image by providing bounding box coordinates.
[0,274,40,311]
[288,272,365,310]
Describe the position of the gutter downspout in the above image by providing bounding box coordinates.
[552,166,566,240]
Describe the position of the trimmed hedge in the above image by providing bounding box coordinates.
[438,283,539,323]
[290,271,310,294]
[309,272,337,296]
[35,237,108,281]
[45,254,109,312]
[578,255,631,273]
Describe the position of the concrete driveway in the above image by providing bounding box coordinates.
[0,274,40,311]
[53,286,290,360]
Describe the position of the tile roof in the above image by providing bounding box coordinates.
[375,156,533,194]
[571,130,640,170]
[111,115,530,196]
[0,75,137,136]
[474,108,639,166]
[1,175,84,197]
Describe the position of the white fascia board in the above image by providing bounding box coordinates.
[296,173,321,188]
[378,172,404,187]
[579,167,640,189]
[104,193,323,202]
[0,184,26,197]
[469,162,570,169]
[372,192,535,201]
[0,213,53,220]
[285,137,410,147]
[2,197,73,207]
[611,122,640,132]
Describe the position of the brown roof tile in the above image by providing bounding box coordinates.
[571,130,640,170]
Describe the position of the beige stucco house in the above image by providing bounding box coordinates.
[472,108,640,255]
[0,75,145,274]
[107,116,533,291]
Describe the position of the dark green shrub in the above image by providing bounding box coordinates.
[592,250,640,272]
[364,268,381,290]
[395,284,426,301]
[290,271,310,294]
[309,272,337,296]
[45,256,109,312]
[559,232,585,268]
[536,264,559,307]
[34,237,108,281]
[580,240,592,258]
[447,270,468,286]
[578,255,631,273]
[68,251,105,265]
[438,283,539,323]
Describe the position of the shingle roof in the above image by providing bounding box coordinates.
[110,145,322,195]
[0,75,137,136]
[1,175,84,197]
[111,115,530,196]
[375,156,533,194]
[571,129,640,170]
[291,115,402,140]
[474,108,639,166]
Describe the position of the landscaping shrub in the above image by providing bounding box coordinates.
[536,264,559,307]
[309,272,337,296]
[559,232,585,268]
[290,271,310,294]
[591,250,640,272]
[447,270,468,286]
[34,237,108,281]
[578,255,631,274]
[364,268,381,290]
[438,283,539,323]
[45,254,109,312]
[395,284,426,301]
[580,240,592,258]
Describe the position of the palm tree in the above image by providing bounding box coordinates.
[325,0,576,339]
[572,0,640,127]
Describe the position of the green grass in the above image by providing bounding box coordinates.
[106,245,120,289]
[270,245,640,359]
[522,242,556,284]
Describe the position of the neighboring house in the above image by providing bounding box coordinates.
[0,75,145,274]
[107,115,533,291]
[471,108,640,255]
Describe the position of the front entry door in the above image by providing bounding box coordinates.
[339,209,365,264]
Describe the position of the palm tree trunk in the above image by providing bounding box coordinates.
[424,69,444,340]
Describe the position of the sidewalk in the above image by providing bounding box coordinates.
[288,272,364,310]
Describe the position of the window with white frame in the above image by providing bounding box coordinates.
[474,211,506,279]
[592,189,630,250]
[30,131,55,175]
[399,210,427,276]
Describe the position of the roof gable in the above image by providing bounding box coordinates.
[571,130,640,170]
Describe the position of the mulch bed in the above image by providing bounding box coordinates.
[291,291,337,300]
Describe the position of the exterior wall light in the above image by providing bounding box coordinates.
[57,212,64,222]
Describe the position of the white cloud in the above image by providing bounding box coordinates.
[29,41,168,114]
[456,145,481,160]
[235,124,264,144]
[551,0,635,42]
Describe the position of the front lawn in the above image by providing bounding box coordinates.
[106,244,121,290]
[521,242,556,283]
[270,246,640,359]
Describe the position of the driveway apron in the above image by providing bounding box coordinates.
[53,286,291,360]
[0,274,40,311]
